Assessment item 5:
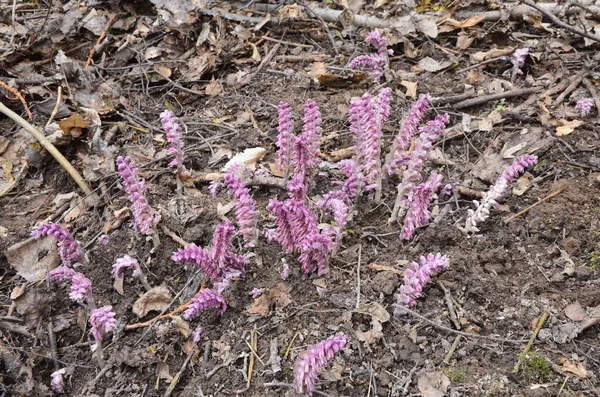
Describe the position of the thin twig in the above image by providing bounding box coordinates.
[85,14,117,68]
[505,189,563,223]
[453,87,541,109]
[553,71,587,106]
[520,0,600,43]
[443,335,462,365]
[513,311,549,372]
[395,306,528,344]
[355,244,362,309]
[0,80,33,119]
[46,86,62,127]
[0,102,96,197]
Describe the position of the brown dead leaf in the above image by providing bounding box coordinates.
[13,289,54,327]
[113,277,124,295]
[417,57,452,72]
[417,16,438,38]
[418,372,451,397]
[171,315,191,338]
[58,114,88,137]
[471,48,513,63]
[326,147,354,162]
[309,62,328,80]
[564,302,585,322]
[278,4,303,20]
[269,162,284,177]
[457,32,475,50]
[512,173,533,196]
[222,147,267,171]
[157,361,173,382]
[367,263,404,276]
[353,302,390,349]
[6,236,60,282]
[205,77,222,97]
[560,359,587,378]
[401,80,418,99]
[245,282,291,317]
[556,119,583,136]
[132,285,172,318]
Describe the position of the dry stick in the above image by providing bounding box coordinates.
[260,35,313,48]
[520,0,600,43]
[240,42,281,86]
[0,102,96,197]
[432,92,477,106]
[395,307,528,344]
[453,87,541,110]
[84,14,117,68]
[437,281,461,330]
[513,311,550,373]
[456,2,600,21]
[553,71,588,106]
[163,346,197,397]
[0,80,33,120]
[582,78,600,115]
[505,189,563,223]
[443,335,462,365]
[47,321,60,370]
[247,329,257,387]
[46,86,62,127]
[355,244,362,309]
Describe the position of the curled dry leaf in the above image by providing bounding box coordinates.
[222,147,267,171]
[556,119,583,136]
[171,315,191,338]
[132,285,172,318]
[157,361,173,382]
[13,289,55,327]
[417,372,451,397]
[564,302,585,322]
[245,282,292,317]
[6,236,60,282]
[558,358,587,378]
[353,302,390,350]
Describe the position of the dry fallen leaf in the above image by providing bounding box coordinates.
[417,57,452,72]
[245,282,292,316]
[367,263,404,275]
[205,77,222,97]
[13,289,54,327]
[157,361,173,382]
[559,358,587,378]
[6,236,60,282]
[309,62,328,80]
[171,315,191,338]
[556,119,583,136]
[418,372,451,397]
[132,285,172,318]
[222,147,267,171]
[353,302,390,349]
[512,173,533,196]
[400,80,418,99]
[326,147,354,162]
[564,302,585,322]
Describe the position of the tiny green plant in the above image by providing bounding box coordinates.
[444,368,469,385]
[518,352,554,384]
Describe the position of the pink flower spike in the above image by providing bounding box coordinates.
[386,94,432,175]
[172,244,221,282]
[32,222,81,266]
[160,109,187,176]
[401,172,443,240]
[463,154,537,233]
[281,259,290,280]
[116,156,160,235]
[348,31,391,82]
[394,253,449,316]
[111,255,139,278]
[512,48,529,71]
[49,266,76,282]
[575,98,594,116]
[298,232,334,275]
[51,368,66,393]
[192,327,204,344]
[276,101,295,179]
[183,288,227,319]
[266,199,296,253]
[69,273,92,302]
[223,166,259,247]
[210,221,235,267]
[90,305,117,340]
[294,335,348,395]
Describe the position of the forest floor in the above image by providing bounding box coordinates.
[0,1,599,396]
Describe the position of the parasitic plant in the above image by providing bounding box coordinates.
[348,31,392,82]
[112,255,151,291]
[160,110,187,178]
[223,166,259,247]
[294,335,349,395]
[183,288,227,319]
[32,222,81,266]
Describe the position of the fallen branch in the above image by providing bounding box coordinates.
[520,0,600,43]
[455,2,600,22]
[553,71,588,106]
[453,87,541,109]
[505,189,563,223]
[0,102,97,199]
[85,14,117,68]
[0,80,32,120]
[513,311,549,373]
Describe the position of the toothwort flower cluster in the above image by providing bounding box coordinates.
[224,166,259,247]
[349,31,392,82]
[183,288,227,319]
[462,154,537,233]
[160,110,187,177]
[49,265,76,281]
[69,273,92,303]
[51,369,66,393]
[294,335,349,395]
[401,172,443,240]
[116,156,160,234]
[89,305,116,340]
[386,94,432,175]
[276,101,295,180]
[512,47,529,74]
[575,98,594,117]
[394,253,449,316]
[111,255,142,279]
[32,223,81,266]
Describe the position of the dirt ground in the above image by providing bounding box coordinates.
[0,1,599,396]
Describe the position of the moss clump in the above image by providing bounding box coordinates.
[518,352,554,384]
[444,368,469,385]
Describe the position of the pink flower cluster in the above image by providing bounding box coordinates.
[51,369,66,393]
[276,101,295,180]
[462,155,537,233]
[512,47,529,74]
[160,110,187,177]
[32,223,81,266]
[394,253,449,315]
[294,335,348,394]
[48,266,92,303]
[349,31,392,82]
[89,305,117,340]
[575,98,593,116]
[183,288,227,319]
[172,221,247,282]
[111,255,142,278]
[116,156,160,234]
[386,94,432,175]
[224,166,259,247]
[401,172,443,240]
